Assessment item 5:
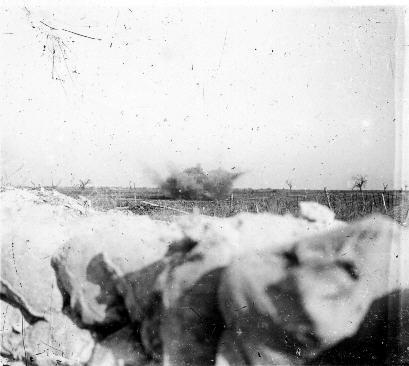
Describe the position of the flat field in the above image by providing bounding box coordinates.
[56,187,409,223]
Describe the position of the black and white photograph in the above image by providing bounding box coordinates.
[1,1,409,365]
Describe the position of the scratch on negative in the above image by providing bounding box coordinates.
[1,304,8,349]
[11,241,24,290]
[217,30,228,72]
[22,317,28,366]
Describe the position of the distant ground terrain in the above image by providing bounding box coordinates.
[55,187,409,224]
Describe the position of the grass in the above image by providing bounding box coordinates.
[55,187,409,224]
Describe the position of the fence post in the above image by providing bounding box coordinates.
[381,193,388,214]
[324,188,332,210]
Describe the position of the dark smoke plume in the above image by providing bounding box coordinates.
[160,165,241,200]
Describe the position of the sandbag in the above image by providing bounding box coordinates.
[217,214,409,365]
[0,188,94,321]
[87,326,148,366]
[155,204,343,366]
[1,227,64,322]
[311,289,409,365]
[0,300,29,359]
[51,213,182,332]
[1,311,94,366]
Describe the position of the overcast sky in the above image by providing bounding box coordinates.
[1,4,408,189]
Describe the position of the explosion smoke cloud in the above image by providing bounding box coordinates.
[160,165,242,200]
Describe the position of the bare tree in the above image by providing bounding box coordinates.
[351,175,368,191]
[382,183,388,192]
[79,179,91,190]
[30,181,41,189]
[285,179,293,190]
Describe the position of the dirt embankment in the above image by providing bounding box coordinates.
[1,188,408,365]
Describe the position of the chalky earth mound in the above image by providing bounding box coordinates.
[1,187,408,365]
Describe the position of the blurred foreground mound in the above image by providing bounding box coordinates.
[0,187,181,365]
[1,188,408,365]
